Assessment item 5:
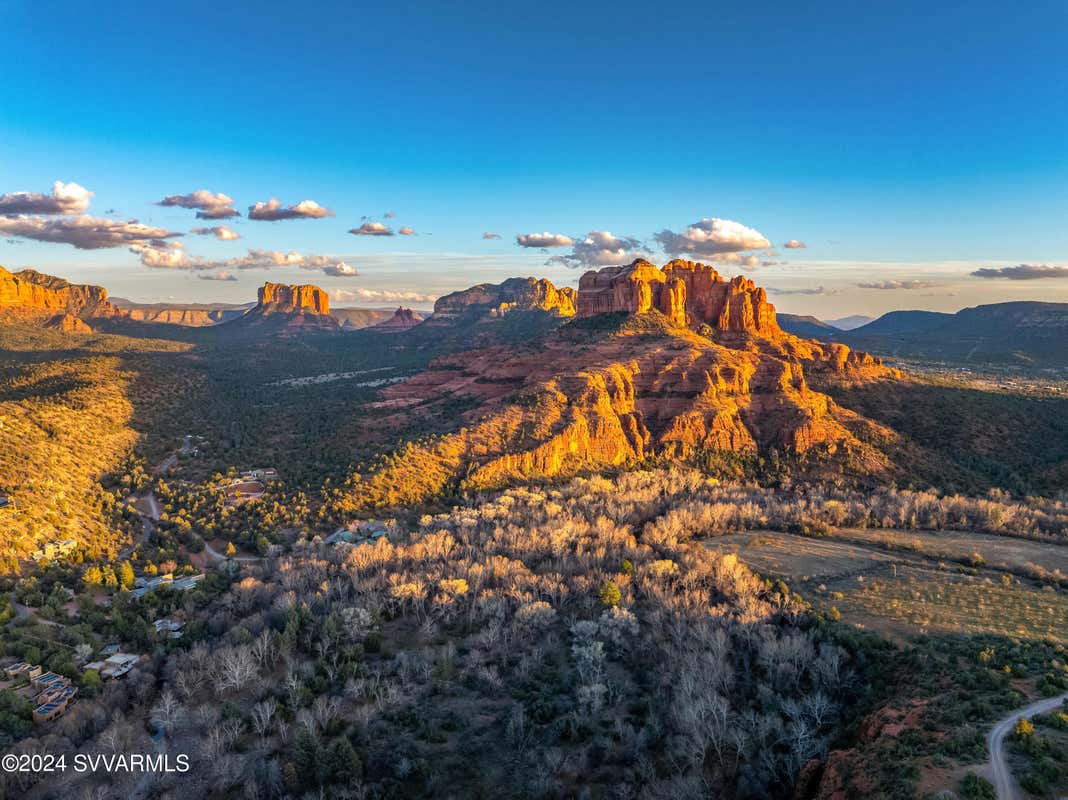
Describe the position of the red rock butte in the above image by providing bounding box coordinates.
[577,259,780,336]
[257,282,331,315]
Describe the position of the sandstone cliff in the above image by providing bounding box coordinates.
[257,282,331,315]
[349,298,900,509]
[0,265,120,331]
[429,277,577,322]
[117,303,248,326]
[577,259,780,336]
[230,282,341,334]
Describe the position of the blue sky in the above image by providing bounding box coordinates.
[1,0,1065,315]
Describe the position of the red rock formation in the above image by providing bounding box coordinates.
[0,265,120,328]
[368,307,424,333]
[46,313,93,334]
[577,258,782,336]
[351,310,899,508]
[230,282,340,333]
[257,282,331,315]
[430,277,577,322]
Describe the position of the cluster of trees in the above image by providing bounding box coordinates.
[4,467,870,799]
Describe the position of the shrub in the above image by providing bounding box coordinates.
[598,581,621,607]
[959,772,996,800]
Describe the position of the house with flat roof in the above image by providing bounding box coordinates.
[172,574,205,591]
[99,653,140,679]
[153,618,185,638]
[33,683,76,723]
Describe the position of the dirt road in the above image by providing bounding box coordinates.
[987,691,1068,799]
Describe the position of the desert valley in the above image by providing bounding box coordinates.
[3,254,1068,800]
[3,3,1067,798]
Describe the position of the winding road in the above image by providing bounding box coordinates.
[986,691,1068,799]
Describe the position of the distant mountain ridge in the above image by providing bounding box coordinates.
[777,313,839,339]
[841,301,1068,366]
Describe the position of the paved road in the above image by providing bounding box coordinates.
[987,691,1068,799]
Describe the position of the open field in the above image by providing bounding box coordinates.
[707,530,1068,644]
[838,527,1068,578]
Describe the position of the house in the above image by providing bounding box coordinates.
[4,662,42,681]
[325,528,359,545]
[32,679,77,723]
[4,662,30,679]
[172,573,205,591]
[153,618,185,638]
[32,672,66,691]
[241,468,279,482]
[130,573,185,599]
[99,653,139,679]
[31,538,77,561]
[99,644,121,657]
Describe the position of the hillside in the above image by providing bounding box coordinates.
[849,309,954,337]
[842,302,1068,366]
[0,324,196,571]
[825,314,874,330]
[332,307,396,330]
[778,313,839,339]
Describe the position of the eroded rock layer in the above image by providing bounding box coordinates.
[0,265,120,331]
[257,282,331,315]
[351,304,899,508]
[429,277,577,323]
[577,259,781,336]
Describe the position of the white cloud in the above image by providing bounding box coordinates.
[0,214,180,249]
[198,270,237,281]
[706,252,763,269]
[130,243,346,276]
[248,198,335,221]
[398,226,415,236]
[655,217,771,256]
[332,287,438,304]
[322,261,358,277]
[158,190,239,219]
[482,232,502,240]
[783,239,807,249]
[0,181,93,215]
[131,240,194,268]
[349,221,395,236]
[516,232,574,248]
[548,230,645,269]
[190,225,241,240]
